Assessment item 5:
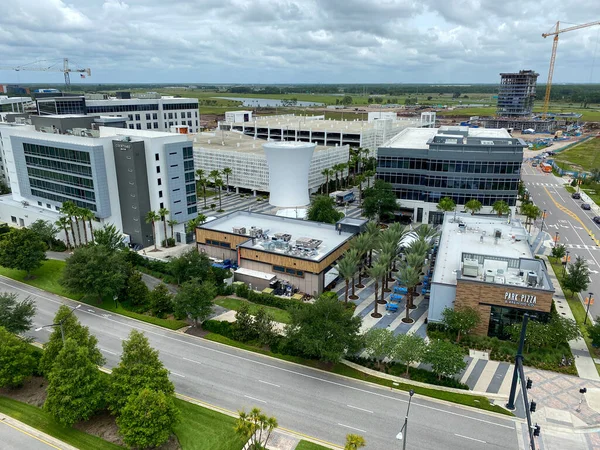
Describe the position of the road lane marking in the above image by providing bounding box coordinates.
[183,357,202,365]
[455,433,486,443]
[0,418,62,450]
[171,372,186,378]
[337,423,366,433]
[258,380,280,388]
[100,348,117,355]
[347,404,373,414]
[244,395,267,403]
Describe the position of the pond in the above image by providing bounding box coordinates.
[213,97,324,107]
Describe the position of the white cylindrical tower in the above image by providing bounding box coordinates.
[263,141,315,208]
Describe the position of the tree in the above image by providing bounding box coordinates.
[492,200,510,216]
[173,279,216,326]
[392,333,426,376]
[0,228,46,278]
[158,207,170,247]
[55,216,72,250]
[364,328,395,369]
[365,221,380,268]
[60,246,128,303]
[563,256,589,299]
[39,305,105,376]
[196,168,208,208]
[436,197,455,212]
[122,271,150,307]
[29,219,59,250]
[396,264,420,323]
[551,244,566,259]
[169,249,213,285]
[345,434,366,450]
[0,327,38,388]
[108,329,174,414]
[60,201,79,247]
[145,210,160,251]
[185,214,207,234]
[367,263,387,318]
[465,199,482,215]
[0,292,36,334]
[44,338,106,426]
[350,233,370,288]
[167,219,178,240]
[341,95,353,106]
[508,320,552,353]
[362,180,399,223]
[253,307,277,347]
[337,254,358,304]
[307,195,343,224]
[285,294,362,362]
[521,203,541,232]
[424,339,467,380]
[149,283,174,318]
[116,388,179,449]
[81,208,95,244]
[222,167,233,193]
[549,315,580,349]
[215,178,224,210]
[321,168,332,195]
[93,224,125,251]
[74,208,88,245]
[235,408,278,450]
[355,174,366,203]
[233,302,255,342]
[588,319,600,347]
[441,307,481,343]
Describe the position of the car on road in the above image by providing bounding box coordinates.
[582,203,591,210]
[593,216,600,224]
[572,192,581,199]
[532,162,538,167]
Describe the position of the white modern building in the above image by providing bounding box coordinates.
[36,93,200,133]
[193,131,349,196]
[224,110,253,123]
[0,115,197,247]
[0,96,32,115]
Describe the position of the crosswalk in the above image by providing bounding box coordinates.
[565,243,600,250]
[526,182,562,187]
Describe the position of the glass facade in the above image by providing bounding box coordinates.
[183,146,196,209]
[488,305,549,339]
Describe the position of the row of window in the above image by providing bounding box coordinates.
[379,174,519,191]
[377,157,521,174]
[25,156,92,177]
[165,111,196,119]
[393,188,517,206]
[162,103,198,110]
[188,206,198,215]
[29,178,95,201]
[183,147,193,160]
[23,143,91,164]
[27,167,94,189]
[206,239,231,248]
[31,189,97,211]
[186,194,197,206]
[273,265,305,278]
[87,104,159,113]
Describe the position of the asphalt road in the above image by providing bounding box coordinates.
[0,419,59,450]
[522,163,600,319]
[0,276,519,450]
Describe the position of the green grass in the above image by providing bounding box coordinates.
[295,441,331,450]
[214,297,291,324]
[0,396,122,449]
[438,107,496,117]
[554,138,600,172]
[0,260,187,331]
[204,333,512,417]
[173,398,245,450]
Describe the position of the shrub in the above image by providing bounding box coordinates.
[161,238,176,247]
[202,320,236,339]
[235,283,250,298]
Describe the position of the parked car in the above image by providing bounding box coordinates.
[572,192,581,199]
[593,216,600,224]
[582,203,591,210]
[531,162,538,167]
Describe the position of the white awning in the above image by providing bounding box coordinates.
[234,267,277,281]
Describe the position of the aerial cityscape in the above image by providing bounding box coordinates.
[1,2,600,450]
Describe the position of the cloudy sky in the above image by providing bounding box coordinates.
[1,0,600,85]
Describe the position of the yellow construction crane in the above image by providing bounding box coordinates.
[0,58,91,90]
[542,20,600,118]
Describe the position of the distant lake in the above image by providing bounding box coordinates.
[213,97,324,107]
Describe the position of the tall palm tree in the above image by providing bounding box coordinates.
[368,263,387,318]
[397,264,421,322]
[209,169,221,187]
[380,241,397,286]
[222,167,232,193]
[364,221,380,268]
[60,201,79,247]
[185,214,207,234]
[337,255,358,304]
[167,219,178,240]
[215,179,224,210]
[80,208,95,244]
[378,252,393,299]
[55,216,72,250]
[346,248,361,300]
[195,169,208,208]
[365,170,376,190]
[321,168,332,195]
[158,207,170,247]
[355,174,366,204]
[333,163,344,191]
[350,234,370,288]
[414,224,439,244]
[145,210,160,251]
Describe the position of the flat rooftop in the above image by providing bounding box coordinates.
[200,211,358,262]
[193,131,345,154]
[383,126,516,149]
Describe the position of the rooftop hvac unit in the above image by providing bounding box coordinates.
[232,226,246,235]
[273,233,292,242]
[462,259,479,277]
[484,269,495,283]
[527,271,538,286]
[295,237,322,249]
[249,227,263,238]
[494,229,502,239]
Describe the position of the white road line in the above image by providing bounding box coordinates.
[258,380,280,388]
[182,357,202,365]
[347,404,373,414]
[455,433,486,444]
[337,423,366,433]
[244,395,267,404]
[100,348,117,355]
[170,372,186,378]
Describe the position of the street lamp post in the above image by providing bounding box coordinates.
[555,231,559,246]
[564,251,570,277]
[396,389,415,450]
[540,209,547,233]
[585,293,594,325]
[35,304,81,344]
[113,294,119,309]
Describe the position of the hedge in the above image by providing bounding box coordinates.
[234,283,308,312]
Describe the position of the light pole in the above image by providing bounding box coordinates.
[585,293,594,325]
[563,251,570,278]
[396,389,415,450]
[35,304,81,344]
[554,231,559,246]
[540,209,547,233]
[113,294,119,309]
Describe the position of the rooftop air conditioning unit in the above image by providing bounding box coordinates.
[462,259,479,277]
[484,269,495,283]
[249,227,263,238]
[527,271,538,286]
[232,226,246,235]
[494,229,502,239]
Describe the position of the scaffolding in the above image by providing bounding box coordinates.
[497,70,539,117]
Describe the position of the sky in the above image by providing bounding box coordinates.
[1,0,600,85]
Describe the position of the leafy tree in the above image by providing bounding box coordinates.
[441,307,481,343]
[0,228,46,278]
[392,333,427,376]
[361,180,399,223]
[508,320,552,353]
[551,244,566,259]
[122,271,150,307]
[116,389,180,449]
[307,195,344,224]
[39,305,105,375]
[149,283,174,318]
[424,339,467,380]
[235,408,278,450]
[0,327,38,388]
[364,328,395,369]
[173,279,216,326]
[436,197,455,212]
[169,249,213,285]
[29,219,59,250]
[492,200,510,216]
[44,338,106,426]
[145,210,160,251]
[0,292,36,334]
[587,319,600,347]
[521,203,541,232]
[341,95,353,106]
[108,330,174,414]
[345,434,366,450]
[563,256,589,299]
[93,224,125,251]
[285,294,363,362]
[549,315,580,349]
[464,199,482,215]
[60,245,128,303]
[253,307,277,347]
[233,302,255,342]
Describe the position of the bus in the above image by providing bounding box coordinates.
[540,162,552,173]
[330,190,355,205]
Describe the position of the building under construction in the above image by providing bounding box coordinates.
[497,70,539,117]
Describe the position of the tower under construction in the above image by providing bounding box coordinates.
[496,70,539,117]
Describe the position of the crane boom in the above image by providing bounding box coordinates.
[542,20,600,118]
[0,58,91,90]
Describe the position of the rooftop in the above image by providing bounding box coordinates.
[200,211,360,262]
[383,126,518,149]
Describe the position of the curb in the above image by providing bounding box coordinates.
[0,413,78,450]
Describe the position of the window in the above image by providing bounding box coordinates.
[157,178,162,186]
[135,114,140,121]
[188,120,192,127]
[272,265,304,277]
[153,113,158,120]
[187,206,197,214]
[155,153,159,161]
[146,123,152,129]
[46,203,51,208]
[160,202,164,209]
[11,216,17,223]
[128,114,133,121]
[37,201,42,206]
[129,124,134,129]
[146,113,151,120]
[136,124,141,130]
[154,122,158,129]
[206,239,230,249]
[187,111,192,118]
[159,191,163,198]
[168,113,173,119]
[156,166,160,173]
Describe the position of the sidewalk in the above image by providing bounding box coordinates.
[0,413,77,450]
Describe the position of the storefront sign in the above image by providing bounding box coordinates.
[504,291,537,307]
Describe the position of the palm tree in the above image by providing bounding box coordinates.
[55,216,72,250]
[397,264,421,323]
[380,241,397,286]
[167,219,178,240]
[350,234,370,288]
[414,224,439,244]
[195,169,208,208]
[364,221,380,268]
[333,163,345,191]
[145,210,160,251]
[222,167,232,193]
[355,174,366,203]
[521,203,541,232]
[185,214,207,234]
[465,199,482,215]
[346,248,361,300]
[209,169,221,187]
[158,207,170,247]
[75,207,89,245]
[437,196,456,213]
[215,178,224,210]
[368,263,387,318]
[337,255,358,304]
[80,208,95,244]
[321,168,332,195]
[60,201,78,247]
[492,200,510,217]
[378,252,393,299]
[345,434,366,450]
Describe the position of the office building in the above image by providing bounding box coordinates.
[377,126,525,224]
[0,115,197,247]
[429,214,554,338]
[497,70,539,117]
[195,211,366,295]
